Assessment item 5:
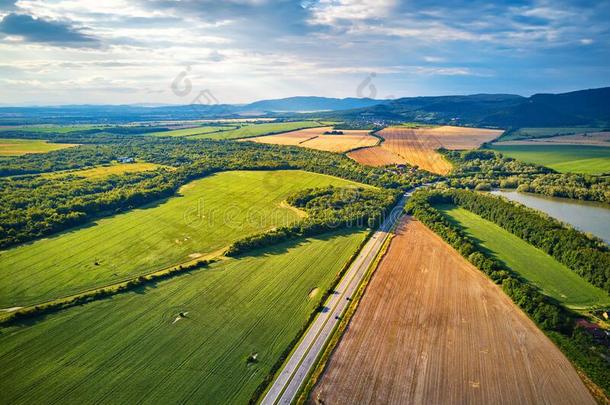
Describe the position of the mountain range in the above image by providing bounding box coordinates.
[1,87,608,128]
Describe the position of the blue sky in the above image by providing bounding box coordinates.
[0,0,608,105]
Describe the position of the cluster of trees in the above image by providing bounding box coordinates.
[226,186,399,256]
[442,149,609,203]
[406,190,610,394]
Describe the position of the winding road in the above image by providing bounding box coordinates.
[260,191,412,405]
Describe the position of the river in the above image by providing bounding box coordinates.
[491,190,610,244]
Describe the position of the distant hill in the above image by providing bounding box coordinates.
[1,88,608,127]
[0,97,387,124]
[242,96,386,113]
[317,87,610,128]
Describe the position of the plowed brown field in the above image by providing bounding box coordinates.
[245,127,378,152]
[312,218,595,405]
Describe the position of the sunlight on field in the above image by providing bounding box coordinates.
[0,138,77,156]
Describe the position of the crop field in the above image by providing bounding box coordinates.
[489,144,610,175]
[493,131,610,147]
[43,162,164,179]
[246,126,379,152]
[0,170,363,307]
[313,218,594,404]
[0,138,78,156]
[500,127,605,141]
[189,121,323,140]
[0,229,367,404]
[375,127,454,174]
[0,124,105,134]
[346,146,406,166]
[149,125,235,137]
[438,205,610,309]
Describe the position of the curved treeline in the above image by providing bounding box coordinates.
[0,138,431,249]
[226,187,399,256]
[406,190,610,395]
[443,149,610,203]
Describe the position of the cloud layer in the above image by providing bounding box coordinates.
[0,0,608,105]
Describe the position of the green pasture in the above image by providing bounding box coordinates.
[149,125,235,137]
[189,121,323,140]
[0,170,362,307]
[0,138,77,156]
[490,144,610,175]
[438,205,610,309]
[0,229,367,404]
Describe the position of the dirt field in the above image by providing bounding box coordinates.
[312,218,595,405]
[246,127,379,152]
[494,131,610,147]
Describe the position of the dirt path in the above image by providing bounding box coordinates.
[312,217,595,405]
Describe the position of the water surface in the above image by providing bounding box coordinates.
[491,190,610,244]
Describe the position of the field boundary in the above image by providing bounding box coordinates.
[231,121,327,140]
[294,217,399,404]
[249,229,372,404]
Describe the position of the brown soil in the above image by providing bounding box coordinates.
[312,217,595,405]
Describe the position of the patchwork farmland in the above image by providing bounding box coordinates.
[347,126,501,174]
[246,126,379,152]
[313,218,595,405]
[0,229,367,404]
[0,170,363,307]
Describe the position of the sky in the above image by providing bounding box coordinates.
[0,0,609,105]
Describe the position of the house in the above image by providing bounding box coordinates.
[117,157,135,164]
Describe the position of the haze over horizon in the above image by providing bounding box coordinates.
[1,0,609,106]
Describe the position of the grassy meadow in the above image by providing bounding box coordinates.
[438,205,610,309]
[490,144,610,175]
[0,138,78,156]
[149,125,235,137]
[190,121,323,140]
[0,170,363,307]
[0,229,367,404]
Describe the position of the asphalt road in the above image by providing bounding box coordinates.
[260,192,411,405]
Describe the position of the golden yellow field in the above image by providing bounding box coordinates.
[313,218,595,405]
[246,127,379,153]
[347,126,500,174]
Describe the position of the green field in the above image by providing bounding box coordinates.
[0,229,367,404]
[500,127,604,141]
[43,162,165,179]
[189,121,323,140]
[490,144,610,174]
[0,170,363,307]
[0,138,77,156]
[149,125,235,137]
[438,205,610,309]
[0,125,104,134]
